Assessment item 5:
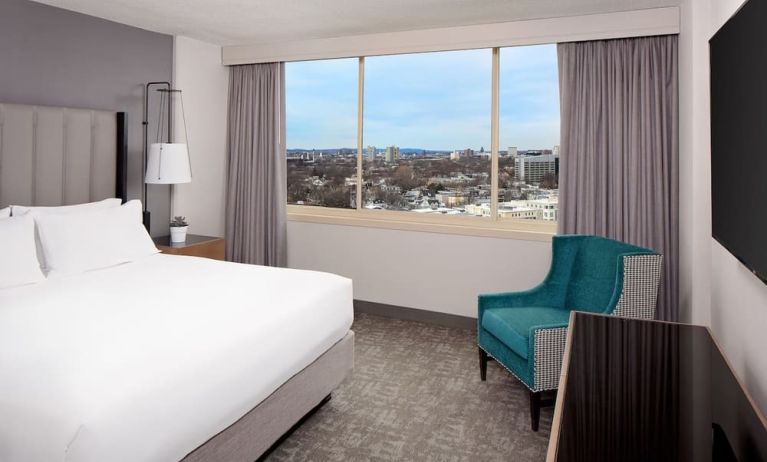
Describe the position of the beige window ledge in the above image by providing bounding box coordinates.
[287,205,556,242]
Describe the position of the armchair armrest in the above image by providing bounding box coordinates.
[528,321,570,391]
[478,283,565,321]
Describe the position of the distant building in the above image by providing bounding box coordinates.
[552,145,560,157]
[526,197,558,221]
[450,150,461,161]
[436,190,470,208]
[465,202,542,220]
[366,145,376,161]
[385,145,400,163]
[515,154,559,185]
[508,146,518,158]
[463,148,475,158]
[465,196,558,221]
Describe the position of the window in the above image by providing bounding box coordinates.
[363,50,491,216]
[285,45,561,234]
[498,44,560,222]
[286,58,358,208]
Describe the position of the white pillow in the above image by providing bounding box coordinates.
[12,198,122,271]
[0,207,9,219]
[34,200,159,276]
[0,214,46,289]
[11,198,122,217]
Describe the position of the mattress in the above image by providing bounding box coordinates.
[0,254,353,462]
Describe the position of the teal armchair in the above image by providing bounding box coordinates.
[477,235,663,431]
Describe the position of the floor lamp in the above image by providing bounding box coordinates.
[142,82,192,233]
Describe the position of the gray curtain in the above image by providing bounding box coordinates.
[557,35,678,321]
[225,63,287,266]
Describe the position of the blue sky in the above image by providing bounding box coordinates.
[285,44,560,151]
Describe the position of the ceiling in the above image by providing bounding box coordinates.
[32,0,682,46]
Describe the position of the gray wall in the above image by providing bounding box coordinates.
[0,0,173,235]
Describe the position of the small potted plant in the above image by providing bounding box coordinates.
[169,216,189,243]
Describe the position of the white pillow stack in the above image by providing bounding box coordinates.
[11,197,122,217]
[34,200,159,276]
[0,214,46,289]
[13,198,122,272]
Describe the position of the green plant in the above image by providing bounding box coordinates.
[170,216,188,227]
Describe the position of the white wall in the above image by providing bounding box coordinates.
[680,0,767,414]
[169,34,551,319]
[288,221,551,318]
[223,8,678,64]
[706,0,767,415]
[173,5,767,412]
[172,35,229,237]
[678,0,712,325]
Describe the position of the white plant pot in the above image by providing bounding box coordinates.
[170,226,188,243]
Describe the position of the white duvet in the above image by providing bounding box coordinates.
[0,254,353,462]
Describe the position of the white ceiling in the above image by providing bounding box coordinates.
[32,0,681,46]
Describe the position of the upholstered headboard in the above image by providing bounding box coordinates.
[0,103,127,208]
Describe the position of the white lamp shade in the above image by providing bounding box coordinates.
[145,143,191,184]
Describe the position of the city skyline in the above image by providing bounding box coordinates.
[285,44,560,152]
[287,145,556,154]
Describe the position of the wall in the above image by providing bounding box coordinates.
[167,33,553,317]
[288,221,551,318]
[168,0,766,416]
[705,0,767,415]
[223,7,679,64]
[678,0,712,326]
[172,36,229,237]
[680,0,767,414]
[0,0,174,235]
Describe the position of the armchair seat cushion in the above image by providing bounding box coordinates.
[481,306,570,360]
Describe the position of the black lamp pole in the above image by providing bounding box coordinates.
[142,81,172,232]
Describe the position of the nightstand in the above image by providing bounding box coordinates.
[152,235,226,261]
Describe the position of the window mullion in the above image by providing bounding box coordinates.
[491,47,500,221]
[356,56,365,211]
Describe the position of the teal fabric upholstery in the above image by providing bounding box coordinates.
[477,234,660,391]
[481,307,569,359]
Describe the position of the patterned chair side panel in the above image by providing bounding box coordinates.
[532,254,662,391]
[533,326,568,392]
[611,254,664,320]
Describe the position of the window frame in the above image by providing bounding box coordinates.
[286,47,558,241]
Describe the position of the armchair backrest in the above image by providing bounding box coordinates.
[552,235,655,313]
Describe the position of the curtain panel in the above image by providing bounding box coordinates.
[557,35,679,321]
[225,63,287,266]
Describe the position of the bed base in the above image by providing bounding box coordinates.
[255,394,332,461]
[181,331,354,462]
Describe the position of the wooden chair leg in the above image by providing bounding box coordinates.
[479,348,488,381]
[530,391,541,432]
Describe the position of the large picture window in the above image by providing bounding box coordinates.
[363,49,491,215]
[286,58,358,208]
[285,44,561,231]
[498,44,560,222]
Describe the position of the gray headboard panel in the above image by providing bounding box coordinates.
[0,103,126,208]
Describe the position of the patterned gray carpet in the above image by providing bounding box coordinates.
[266,313,552,461]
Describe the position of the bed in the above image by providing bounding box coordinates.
[0,103,355,461]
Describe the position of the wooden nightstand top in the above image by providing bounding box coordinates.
[153,235,225,260]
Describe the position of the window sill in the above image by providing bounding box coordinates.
[286,205,556,242]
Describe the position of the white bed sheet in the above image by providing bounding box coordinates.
[0,254,353,462]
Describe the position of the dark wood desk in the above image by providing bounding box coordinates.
[548,312,767,462]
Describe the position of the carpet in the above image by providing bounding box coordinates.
[266,313,552,461]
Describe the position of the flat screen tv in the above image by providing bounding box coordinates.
[710,0,767,285]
